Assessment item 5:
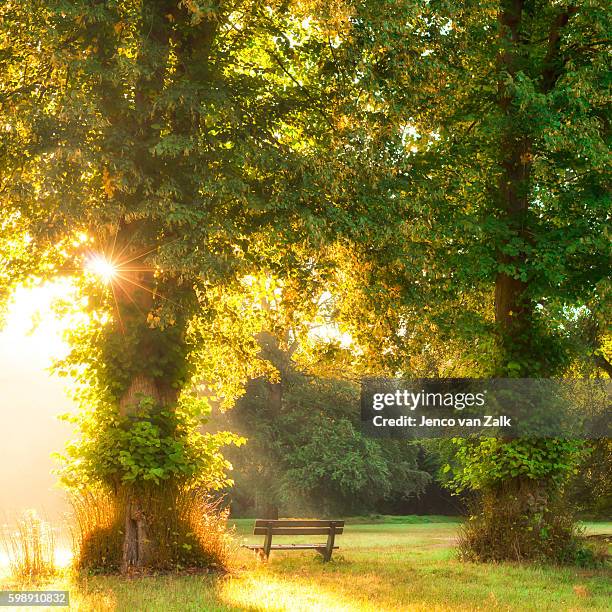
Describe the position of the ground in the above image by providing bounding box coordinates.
[1,516,610,611]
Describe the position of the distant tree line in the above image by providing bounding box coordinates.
[212,368,609,520]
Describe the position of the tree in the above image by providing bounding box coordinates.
[0,0,343,571]
[2,0,607,568]
[312,0,609,561]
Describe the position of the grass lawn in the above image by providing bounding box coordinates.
[1,516,610,611]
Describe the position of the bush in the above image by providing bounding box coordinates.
[69,488,122,573]
[457,489,601,566]
[447,437,590,564]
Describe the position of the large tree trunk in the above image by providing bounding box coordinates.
[108,1,218,573]
[495,1,577,363]
[121,496,152,571]
[112,218,184,572]
[495,0,532,358]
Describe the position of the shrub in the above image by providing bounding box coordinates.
[448,437,590,564]
[69,487,123,573]
[457,489,601,565]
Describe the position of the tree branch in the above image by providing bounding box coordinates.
[541,5,578,93]
[594,354,612,378]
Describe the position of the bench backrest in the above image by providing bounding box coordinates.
[253,519,344,536]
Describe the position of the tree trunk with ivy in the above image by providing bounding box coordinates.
[115,329,177,571]
[95,0,209,572]
[109,246,182,571]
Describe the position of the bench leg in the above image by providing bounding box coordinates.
[323,525,336,562]
[263,526,272,560]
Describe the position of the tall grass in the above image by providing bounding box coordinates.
[69,486,234,573]
[70,487,122,572]
[1,510,57,582]
[174,488,236,571]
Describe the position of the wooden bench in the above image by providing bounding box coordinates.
[242,519,344,562]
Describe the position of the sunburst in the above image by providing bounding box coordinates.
[83,233,186,336]
[86,255,117,283]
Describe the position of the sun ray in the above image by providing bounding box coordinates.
[114,272,185,311]
[112,273,150,319]
[111,224,144,263]
[116,235,184,269]
[83,236,190,326]
[109,280,126,335]
[110,222,119,262]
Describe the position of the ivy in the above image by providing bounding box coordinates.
[446,437,587,494]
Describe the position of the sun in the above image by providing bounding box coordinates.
[86,255,117,283]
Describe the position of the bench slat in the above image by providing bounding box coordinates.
[253,527,344,536]
[243,544,339,550]
[254,520,344,528]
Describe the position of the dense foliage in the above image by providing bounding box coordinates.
[307,0,610,561]
[0,0,609,568]
[219,373,429,517]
